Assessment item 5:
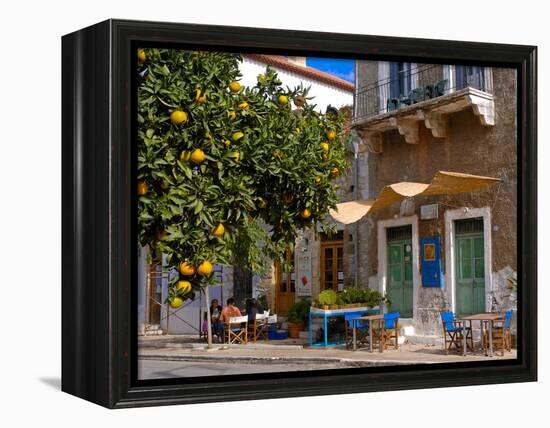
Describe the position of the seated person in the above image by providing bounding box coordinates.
[245,298,264,323]
[209,299,223,339]
[219,297,242,324]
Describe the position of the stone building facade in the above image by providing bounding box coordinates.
[346,61,517,339]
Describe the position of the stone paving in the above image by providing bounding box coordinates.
[138,335,516,367]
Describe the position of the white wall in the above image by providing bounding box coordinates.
[240,57,353,112]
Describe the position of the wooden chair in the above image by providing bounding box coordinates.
[224,315,248,344]
[344,312,366,349]
[248,313,268,342]
[484,310,513,356]
[440,311,473,354]
[379,312,400,351]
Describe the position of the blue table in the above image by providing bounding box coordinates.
[309,306,379,347]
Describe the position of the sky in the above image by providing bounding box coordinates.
[306,57,355,83]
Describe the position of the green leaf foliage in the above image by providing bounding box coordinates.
[137,48,349,291]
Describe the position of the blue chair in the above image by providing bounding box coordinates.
[344,312,369,349]
[381,312,400,350]
[440,311,473,354]
[484,309,513,355]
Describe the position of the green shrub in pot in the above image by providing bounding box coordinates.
[318,289,338,307]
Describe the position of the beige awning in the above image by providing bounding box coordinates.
[329,171,500,225]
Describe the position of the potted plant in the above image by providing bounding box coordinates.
[286,298,311,338]
[318,289,337,310]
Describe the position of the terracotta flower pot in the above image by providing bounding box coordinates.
[287,322,304,338]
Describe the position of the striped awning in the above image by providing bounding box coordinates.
[329,171,500,225]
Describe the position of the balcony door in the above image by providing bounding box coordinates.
[390,62,412,99]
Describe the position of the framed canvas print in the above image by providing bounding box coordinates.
[61,19,537,408]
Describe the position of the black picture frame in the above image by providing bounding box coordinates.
[61,19,537,409]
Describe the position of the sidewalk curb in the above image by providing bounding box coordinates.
[138,353,427,367]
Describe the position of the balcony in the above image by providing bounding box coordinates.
[352,64,494,152]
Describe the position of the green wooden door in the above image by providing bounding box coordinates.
[387,240,413,317]
[455,233,485,315]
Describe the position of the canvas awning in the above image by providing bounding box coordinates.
[329,171,501,225]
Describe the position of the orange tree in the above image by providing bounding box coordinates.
[137,48,348,307]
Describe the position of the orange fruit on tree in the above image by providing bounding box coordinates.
[300,208,312,219]
[137,50,146,62]
[320,142,329,152]
[176,280,192,294]
[229,151,241,162]
[232,131,244,142]
[331,167,340,177]
[228,110,237,121]
[212,223,225,237]
[170,110,188,125]
[195,89,207,104]
[278,95,288,105]
[197,260,214,276]
[224,139,231,147]
[322,153,329,161]
[179,261,196,276]
[229,81,241,92]
[137,181,148,195]
[314,177,322,185]
[238,101,249,110]
[190,148,206,164]
[327,130,337,140]
[169,296,184,309]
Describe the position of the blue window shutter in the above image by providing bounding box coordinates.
[421,236,442,288]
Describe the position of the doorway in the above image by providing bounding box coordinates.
[320,231,344,291]
[386,225,413,317]
[455,218,485,315]
[275,249,295,315]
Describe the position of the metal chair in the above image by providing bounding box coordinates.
[224,315,248,344]
[440,311,473,354]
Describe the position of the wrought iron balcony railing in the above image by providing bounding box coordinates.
[353,64,491,123]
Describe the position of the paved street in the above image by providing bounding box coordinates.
[137,337,516,379]
[139,359,343,379]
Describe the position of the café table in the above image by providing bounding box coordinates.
[458,313,504,357]
[352,314,384,352]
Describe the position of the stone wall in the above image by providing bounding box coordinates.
[351,64,517,335]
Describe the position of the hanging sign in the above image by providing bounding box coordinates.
[296,251,312,296]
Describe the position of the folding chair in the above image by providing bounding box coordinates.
[248,313,268,342]
[380,312,400,350]
[344,312,368,350]
[440,311,473,354]
[484,309,513,356]
[224,315,248,344]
